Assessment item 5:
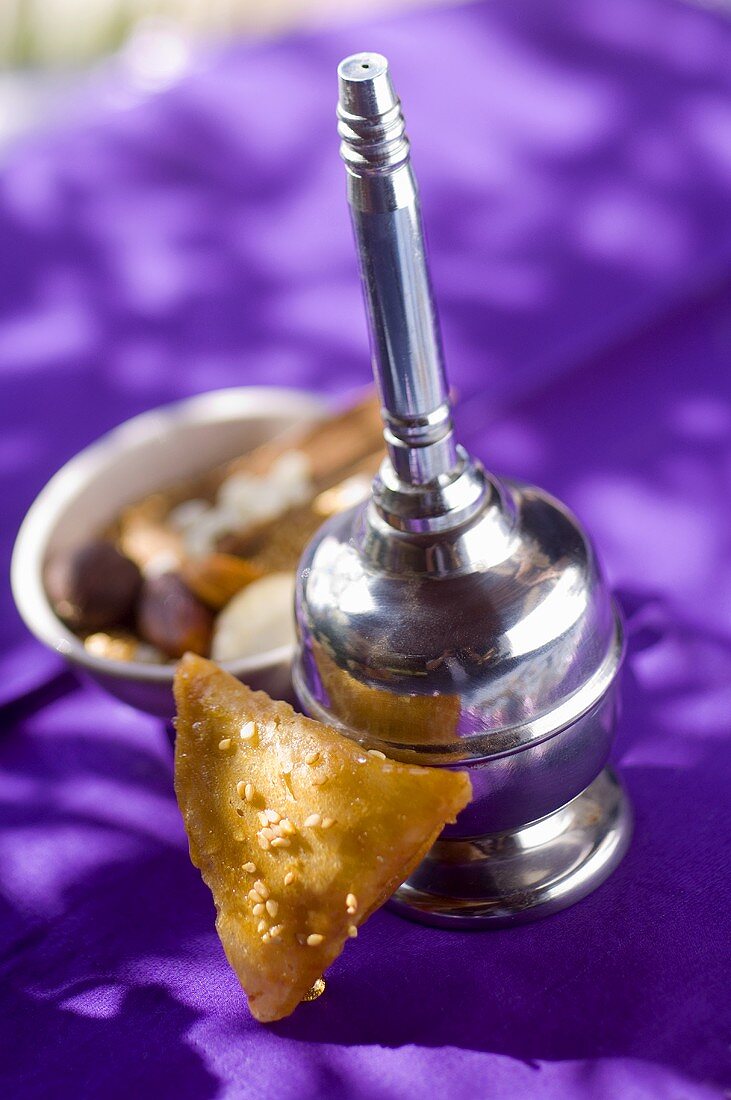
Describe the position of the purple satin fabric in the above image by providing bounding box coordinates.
[1,0,730,1096]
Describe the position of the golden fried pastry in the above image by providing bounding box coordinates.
[174,654,471,1022]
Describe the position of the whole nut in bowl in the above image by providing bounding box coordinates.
[45,540,142,633]
[11,388,383,718]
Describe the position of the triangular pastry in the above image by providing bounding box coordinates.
[174,654,471,1021]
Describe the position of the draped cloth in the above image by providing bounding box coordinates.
[1,0,730,1094]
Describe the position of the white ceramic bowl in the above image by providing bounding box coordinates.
[11,387,327,717]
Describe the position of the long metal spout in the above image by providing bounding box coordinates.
[337,52,458,487]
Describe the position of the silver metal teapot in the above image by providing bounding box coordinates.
[294,53,632,927]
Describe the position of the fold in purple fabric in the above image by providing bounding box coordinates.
[1,0,730,1096]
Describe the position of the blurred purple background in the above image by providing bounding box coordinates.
[1,0,730,1097]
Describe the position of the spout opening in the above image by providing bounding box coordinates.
[337,52,395,118]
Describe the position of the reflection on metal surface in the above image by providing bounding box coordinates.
[389,770,633,927]
[313,642,460,746]
[503,562,586,659]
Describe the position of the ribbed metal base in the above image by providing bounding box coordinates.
[389,768,632,928]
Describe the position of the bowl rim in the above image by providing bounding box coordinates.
[11,386,329,685]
